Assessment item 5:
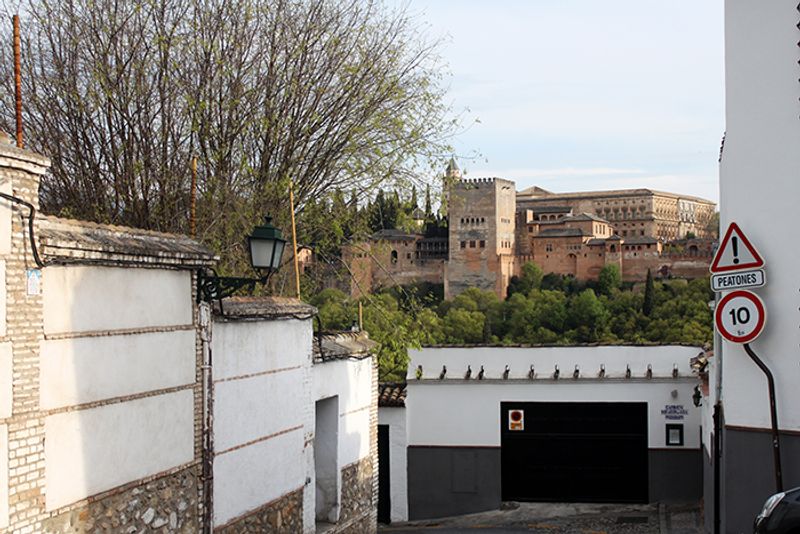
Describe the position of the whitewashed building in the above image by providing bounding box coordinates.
[702,2,800,532]
[211,299,378,533]
[0,140,379,533]
[392,345,704,520]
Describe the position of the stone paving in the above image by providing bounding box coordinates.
[380,502,703,534]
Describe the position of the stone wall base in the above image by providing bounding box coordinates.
[42,465,200,533]
[215,488,303,533]
[331,456,377,534]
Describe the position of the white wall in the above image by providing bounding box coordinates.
[378,407,408,523]
[212,319,312,527]
[41,264,198,512]
[43,266,192,334]
[44,390,194,511]
[313,358,374,467]
[214,430,306,526]
[213,319,310,380]
[214,367,305,453]
[721,0,800,430]
[40,330,195,409]
[407,347,702,449]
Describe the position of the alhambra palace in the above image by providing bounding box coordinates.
[344,160,717,300]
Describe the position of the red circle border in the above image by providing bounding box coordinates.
[715,290,766,344]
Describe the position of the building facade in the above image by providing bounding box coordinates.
[697,2,800,533]
[0,141,379,533]
[444,177,517,300]
[397,345,704,520]
[345,170,716,300]
[517,186,716,241]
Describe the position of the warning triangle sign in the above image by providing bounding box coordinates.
[710,222,765,273]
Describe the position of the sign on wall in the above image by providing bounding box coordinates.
[715,290,766,344]
[711,268,765,292]
[710,222,765,274]
[661,404,689,421]
[508,409,524,431]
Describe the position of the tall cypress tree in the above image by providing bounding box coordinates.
[424,184,433,219]
[643,269,655,316]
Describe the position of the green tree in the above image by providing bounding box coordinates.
[567,289,608,342]
[424,184,434,220]
[311,288,355,331]
[442,308,485,344]
[10,0,457,278]
[506,262,543,298]
[598,264,621,295]
[643,269,656,316]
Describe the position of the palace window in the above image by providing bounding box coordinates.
[480,240,485,248]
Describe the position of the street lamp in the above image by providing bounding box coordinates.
[198,215,287,304]
[248,216,287,272]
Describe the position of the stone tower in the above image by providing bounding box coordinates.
[445,176,516,299]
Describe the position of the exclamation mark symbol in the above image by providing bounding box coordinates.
[732,236,739,264]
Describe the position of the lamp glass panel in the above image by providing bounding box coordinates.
[271,240,285,270]
[250,239,276,269]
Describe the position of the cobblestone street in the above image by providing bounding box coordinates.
[380,502,703,534]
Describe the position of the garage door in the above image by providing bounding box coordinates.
[501,401,648,503]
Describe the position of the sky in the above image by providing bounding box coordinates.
[400,0,725,202]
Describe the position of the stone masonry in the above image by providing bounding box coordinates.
[214,488,303,534]
[446,177,516,299]
[41,465,200,533]
[2,145,50,533]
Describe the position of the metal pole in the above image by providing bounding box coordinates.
[712,291,723,534]
[13,14,23,148]
[742,343,783,492]
[713,403,721,534]
[288,180,301,299]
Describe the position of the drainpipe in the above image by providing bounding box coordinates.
[199,302,215,533]
[742,343,783,493]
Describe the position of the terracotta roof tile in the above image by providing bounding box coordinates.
[379,382,407,407]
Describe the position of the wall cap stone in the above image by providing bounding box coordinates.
[214,296,317,321]
[314,331,377,362]
[0,142,50,174]
[39,215,217,268]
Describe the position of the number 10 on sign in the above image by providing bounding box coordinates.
[715,290,766,344]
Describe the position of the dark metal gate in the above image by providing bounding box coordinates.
[500,401,648,503]
[378,424,391,523]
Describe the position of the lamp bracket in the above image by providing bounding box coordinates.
[197,268,268,304]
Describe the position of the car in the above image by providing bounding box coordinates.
[755,487,800,533]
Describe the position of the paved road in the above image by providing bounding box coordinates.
[380,502,702,534]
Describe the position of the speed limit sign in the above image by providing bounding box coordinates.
[715,290,766,344]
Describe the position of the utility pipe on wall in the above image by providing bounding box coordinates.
[742,343,783,493]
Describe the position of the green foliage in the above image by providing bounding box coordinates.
[506,262,543,298]
[12,0,458,279]
[643,269,656,316]
[311,276,713,380]
[597,264,621,295]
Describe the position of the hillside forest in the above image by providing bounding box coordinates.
[310,264,714,381]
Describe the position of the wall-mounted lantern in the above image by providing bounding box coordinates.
[692,385,703,407]
[198,216,287,304]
